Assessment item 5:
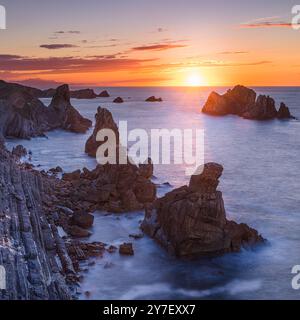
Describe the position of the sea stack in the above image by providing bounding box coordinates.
[142,163,264,258]
[98,90,110,97]
[202,85,295,120]
[113,97,124,103]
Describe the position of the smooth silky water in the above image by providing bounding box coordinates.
[6,87,300,299]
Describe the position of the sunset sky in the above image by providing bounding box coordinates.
[0,0,300,87]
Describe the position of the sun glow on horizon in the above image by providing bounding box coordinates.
[185,71,206,87]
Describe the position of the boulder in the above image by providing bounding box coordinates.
[119,243,134,255]
[98,90,110,97]
[141,163,264,258]
[70,211,94,229]
[68,225,91,238]
[113,97,124,103]
[146,96,162,102]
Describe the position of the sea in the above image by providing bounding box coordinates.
[6,86,300,300]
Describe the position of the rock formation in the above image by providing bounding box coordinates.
[277,102,295,119]
[113,97,124,103]
[142,163,264,258]
[98,90,110,98]
[145,96,163,102]
[85,107,119,158]
[0,144,73,299]
[0,82,92,139]
[70,89,97,99]
[202,85,295,120]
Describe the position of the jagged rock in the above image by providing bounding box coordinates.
[48,84,92,133]
[277,102,296,119]
[202,85,295,120]
[243,95,277,120]
[85,107,119,158]
[139,158,154,179]
[62,169,81,181]
[11,145,27,158]
[113,97,124,103]
[0,81,92,139]
[146,96,162,102]
[141,163,264,258]
[119,243,134,255]
[48,166,63,174]
[98,90,110,97]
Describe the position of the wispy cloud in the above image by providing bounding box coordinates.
[240,16,299,29]
[219,51,249,55]
[40,44,79,50]
[0,54,157,75]
[54,30,81,34]
[132,43,187,51]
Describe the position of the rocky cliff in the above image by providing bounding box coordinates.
[142,163,264,258]
[0,145,73,299]
[0,82,92,139]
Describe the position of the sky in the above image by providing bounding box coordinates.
[0,0,300,87]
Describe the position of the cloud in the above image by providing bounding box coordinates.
[132,43,187,51]
[0,54,23,59]
[240,21,295,28]
[0,54,157,75]
[54,30,81,34]
[219,51,249,55]
[40,44,79,50]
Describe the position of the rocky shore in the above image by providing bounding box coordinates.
[0,81,92,139]
[202,85,295,120]
[0,90,265,299]
[142,163,264,258]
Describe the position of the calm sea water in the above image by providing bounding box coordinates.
[6,87,300,300]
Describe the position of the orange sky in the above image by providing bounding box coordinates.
[1,0,300,87]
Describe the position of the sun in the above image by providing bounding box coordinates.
[186,72,205,87]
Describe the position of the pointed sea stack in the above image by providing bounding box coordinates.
[142,163,264,258]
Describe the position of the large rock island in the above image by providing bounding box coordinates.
[142,163,264,258]
[0,82,92,139]
[202,85,295,120]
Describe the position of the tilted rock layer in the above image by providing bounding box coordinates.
[142,163,264,258]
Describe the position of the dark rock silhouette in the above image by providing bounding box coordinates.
[70,89,97,99]
[98,90,110,97]
[0,83,92,139]
[202,85,295,120]
[146,96,163,102]
[142,163,264,258]
[85,107,120,158]
[113,97,124,103]
[277,102,296,119]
